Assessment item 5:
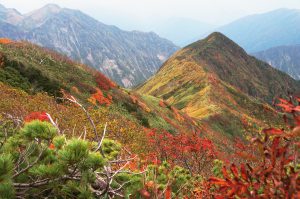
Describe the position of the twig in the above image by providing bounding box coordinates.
[13,147,46,178]
[109,157,136,164]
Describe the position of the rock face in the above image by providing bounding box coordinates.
[0,4,179,87]
[253,45,300,80]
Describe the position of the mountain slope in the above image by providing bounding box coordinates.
[0,4,179,88]
[253,44,300,80]
[0,21,23,39]
[0,39,198,138]
[217,8,300,52]
[137,32,300,147]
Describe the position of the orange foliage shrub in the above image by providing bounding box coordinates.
[49,143,55,150]
[130,95,138,103]
[0,38,13,44]
[88,88,112,106]
[170,106,185,122]
[159,100,166,108]
[70,86,80,94]
[162,115,181,130]
[130,95,151,112]
[138,101,151,113]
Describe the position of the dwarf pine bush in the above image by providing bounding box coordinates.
[0,119,136,198]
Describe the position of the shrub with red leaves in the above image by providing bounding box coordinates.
[147,129,216,174]
[94,72,116,91]
[207,97,300,198]
[24,112,49,123]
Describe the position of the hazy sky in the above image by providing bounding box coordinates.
[1,0,300,30]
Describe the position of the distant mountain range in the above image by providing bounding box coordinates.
[153,8,300,54]
[0,4,179,88]
[253,44,300,80]
[217,8,300,52]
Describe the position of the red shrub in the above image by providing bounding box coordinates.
[146,129,216,174]
[94,72,116,91]
[24,112,49,123]
[208,97,300,198]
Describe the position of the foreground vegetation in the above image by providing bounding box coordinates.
[0,94,299,198]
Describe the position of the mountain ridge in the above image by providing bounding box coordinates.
[137,32,299,146]
[173,32,299,101]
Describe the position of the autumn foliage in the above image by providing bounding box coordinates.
[24,112,50,123]
[146,130,216,174]
[1,80,300,197]
[207,97,300,198]
[0,38,13,44]
[94,72,116,91]
[88,88,112,106]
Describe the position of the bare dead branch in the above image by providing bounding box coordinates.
[95,122,107,156]
[45,113,61,134]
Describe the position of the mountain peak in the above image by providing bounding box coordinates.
[206,32,227,40]
[184,32,246,57]
[25,3,61,18]
[43,3,61,11]
[43,3,61,9]
[0,4,24,25]
[21,4,62,30]
[195,32,236,46]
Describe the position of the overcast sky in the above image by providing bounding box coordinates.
[1,0,300,30]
